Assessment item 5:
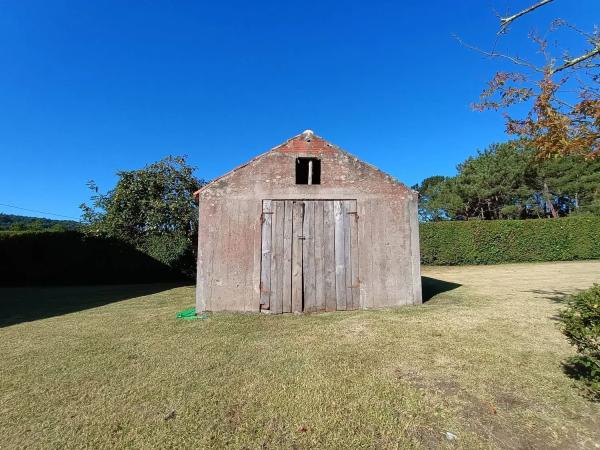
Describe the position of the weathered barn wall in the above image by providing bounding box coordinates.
[196,133,421,312]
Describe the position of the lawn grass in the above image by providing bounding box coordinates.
[1,261,600,449]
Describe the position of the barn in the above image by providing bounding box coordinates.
[194,130,422,314]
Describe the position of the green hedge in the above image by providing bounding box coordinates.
[420,216,600,265]
[2,217,598,286]
[0,230,186,286]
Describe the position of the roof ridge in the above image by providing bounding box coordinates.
[193,130,415,198]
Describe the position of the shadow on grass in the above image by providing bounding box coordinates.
[527,289,571,304]
[421,276,461,302]
[0,283,185,328]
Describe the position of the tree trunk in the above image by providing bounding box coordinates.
[543,182,559,218]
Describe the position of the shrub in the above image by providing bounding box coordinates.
[141,233,196,279]
[420,216,600,265]
[559,285,600,400]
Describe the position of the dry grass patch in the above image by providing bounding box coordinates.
[1,261,600,449]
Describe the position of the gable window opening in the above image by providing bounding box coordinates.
[296,158,321,185]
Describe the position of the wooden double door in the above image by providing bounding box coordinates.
[260,200,359,314]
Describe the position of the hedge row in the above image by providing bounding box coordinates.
[2,217,598,286]
[0,230,186,286]
[420,216,600,265]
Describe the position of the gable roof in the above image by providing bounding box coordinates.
[194,130,412,197]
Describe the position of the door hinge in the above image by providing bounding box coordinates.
[261,211,274,223]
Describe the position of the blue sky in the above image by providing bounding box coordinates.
[1,0,597,220]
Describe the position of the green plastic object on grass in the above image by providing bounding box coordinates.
[176,307,207,320]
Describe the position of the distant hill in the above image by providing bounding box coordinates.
[0,213,80,231]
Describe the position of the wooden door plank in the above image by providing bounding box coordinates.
[346,200,359,310]
[291,201,304,313]
[313,201,325,311]
[260,200,272,310]
[343,201,354,309]
[363,201,374,309]
[303,201,316,312]
[282,201,293,313]
[270,201,284,314]
[351,201,360,309]
[323,201,336,311]
[334,200,347,310]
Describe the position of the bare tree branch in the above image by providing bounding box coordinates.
[453,35,543,72]
[499,0,555,34]
[552,19,600,46]
[552,46,600,74]
[465,0,600,158]
[455,33,599,77]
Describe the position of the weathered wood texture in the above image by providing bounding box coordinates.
[334,200,346,311]
[195,201,206,313]
[259,200,272,310]
[323,201,336,311]
[259,199,360,313]
[408,196,423,305]
[270,201,284,314]
[291,201,303,313]
[346,200,359,309]
[282,201,293,313]
[197,132,422,313]
[343,201,353,309]
[313,201,325,312]
[303,200,356,313]
[302,200,316,312]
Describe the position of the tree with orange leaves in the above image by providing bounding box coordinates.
[461,0,599,158]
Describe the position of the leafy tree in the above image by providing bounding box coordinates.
[80,156,205,277]
[459,1,599,158]
[48,223,69,232]
[8,220,45,231]
[533,154,600,216]
[0,213,78,231]
[28,220,45,231]
[414,176,463,221]
[8,223,27,231]
[453,143,534,220]
[415,141,600,221]
[416,142,534,220]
